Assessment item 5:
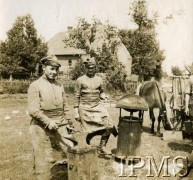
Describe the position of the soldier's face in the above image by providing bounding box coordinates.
[43,65,59,80]
[85,66,96,77]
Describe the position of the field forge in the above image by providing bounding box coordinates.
[0,94,193,180]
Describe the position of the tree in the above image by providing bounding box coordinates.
[171,66,183,76]
[0,14,47,80]
[190,63,193,74]
[64,18,127,91]
[119,0,165,81]
[185,63,193,75]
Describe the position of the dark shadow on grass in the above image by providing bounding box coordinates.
[113,156,142,166]
[167,142,193,153]
[142,126,152,134]
[142,126,163,137]
[167,131,193,153]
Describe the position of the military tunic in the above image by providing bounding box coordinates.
[28,75,72,180]
[75,74,113,132]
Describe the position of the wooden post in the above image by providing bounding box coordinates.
[67,146,99,180]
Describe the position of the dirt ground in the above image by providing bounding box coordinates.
[0,93,193,180]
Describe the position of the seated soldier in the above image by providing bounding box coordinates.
[74,57,117,155]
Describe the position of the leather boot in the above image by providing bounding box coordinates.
[99,135,112,155]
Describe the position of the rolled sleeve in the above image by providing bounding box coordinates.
[28,82,51,126]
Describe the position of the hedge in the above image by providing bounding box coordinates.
[0,79,137,94]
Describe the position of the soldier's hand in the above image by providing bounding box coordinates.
[66,124,74,134]
[47,121,59,130]
[100,93,109,103]
[185,107,189,116]
[104,97,108,103]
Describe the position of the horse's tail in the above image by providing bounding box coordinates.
[154,81,172,130]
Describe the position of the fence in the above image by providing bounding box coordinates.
[125,80,138,94]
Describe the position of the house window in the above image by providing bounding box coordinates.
[68,60,72,67]
[58,71,63,76]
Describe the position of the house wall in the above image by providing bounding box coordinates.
[116,43,132,76]
[56,55,80,75]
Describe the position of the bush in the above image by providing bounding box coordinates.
[58,77,76,94]
[63,81,76,94]
[0,80,30,94]
[105,80,138,95]
[0,78,76,94]
[0,78,137,95]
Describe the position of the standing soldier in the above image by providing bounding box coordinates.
[177,74,193,178]
[74,57,117,155]
[185,74,193,169]
[28,55,74,179]
[185,74,193,122]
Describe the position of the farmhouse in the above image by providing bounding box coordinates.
[47,31,87,77]
[48,26,132,77]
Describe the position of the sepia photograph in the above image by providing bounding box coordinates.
[0,0,193,179]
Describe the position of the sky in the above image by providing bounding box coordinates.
[0,0,193,74]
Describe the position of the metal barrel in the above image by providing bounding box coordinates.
[116,116,143,157]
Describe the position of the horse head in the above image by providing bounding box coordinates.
[161,108,172,130]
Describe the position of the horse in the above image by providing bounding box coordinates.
[137,80,172,135]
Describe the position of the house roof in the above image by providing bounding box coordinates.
[48,32,86,55]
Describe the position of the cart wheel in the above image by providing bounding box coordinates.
[171,109,185,131]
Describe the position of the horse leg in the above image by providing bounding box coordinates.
[157,111,162,136]
[149,108,155,134]
[139,111,143,119]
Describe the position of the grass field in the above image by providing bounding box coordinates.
[0,94,193,180]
